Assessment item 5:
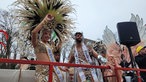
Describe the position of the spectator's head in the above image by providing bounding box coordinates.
[54,50,60,62]
[20,56,28,60]
[30,58,35,60]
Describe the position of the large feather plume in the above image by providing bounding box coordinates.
[130,13,146,42]
[13,0,75,44]
[102,26,116,47]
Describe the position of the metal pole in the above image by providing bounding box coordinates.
[126,45,136,68]
[114,65,120,82]
[136,71,142,82]
[49,64,53,82]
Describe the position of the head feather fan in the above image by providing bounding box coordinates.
[13,0,75,43]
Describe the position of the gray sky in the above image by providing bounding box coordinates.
[1,0,146,40]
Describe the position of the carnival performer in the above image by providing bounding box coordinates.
[31,14,63,82]
[13,0,74,82]
[68,32,107,82]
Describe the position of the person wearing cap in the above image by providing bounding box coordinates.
[135,46,146,82]
[67,32,107,82]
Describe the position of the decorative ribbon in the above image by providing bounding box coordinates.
[74,47,86,82]
[40,41,64,82]
[74,43,99,82]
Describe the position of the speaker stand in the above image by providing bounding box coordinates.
[126,45,140,82]
[126,45,137,68]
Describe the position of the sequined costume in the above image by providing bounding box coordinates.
[34,42,58,82]
[69,43,101,82]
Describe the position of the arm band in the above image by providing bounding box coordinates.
[97,55,107,64]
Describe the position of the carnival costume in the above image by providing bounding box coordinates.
[34,41,64,82]
[71,42,102,82]
[13,0,74,82]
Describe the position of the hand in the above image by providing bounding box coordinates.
[59,66,69,72]
[88,48,93,53]
[42,14,54,25]
[46,14,54,21]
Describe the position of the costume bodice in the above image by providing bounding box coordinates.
[34,41,47,54]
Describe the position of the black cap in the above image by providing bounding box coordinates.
[74,32,83,36]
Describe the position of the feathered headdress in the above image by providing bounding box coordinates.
[13,0,75,48]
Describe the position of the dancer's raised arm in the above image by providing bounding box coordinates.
[31,14,54,47]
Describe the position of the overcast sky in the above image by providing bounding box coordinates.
[1,0,146,40]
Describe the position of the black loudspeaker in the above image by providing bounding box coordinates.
[117,22,141,46]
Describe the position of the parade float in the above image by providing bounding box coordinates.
[0,0,146,81]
